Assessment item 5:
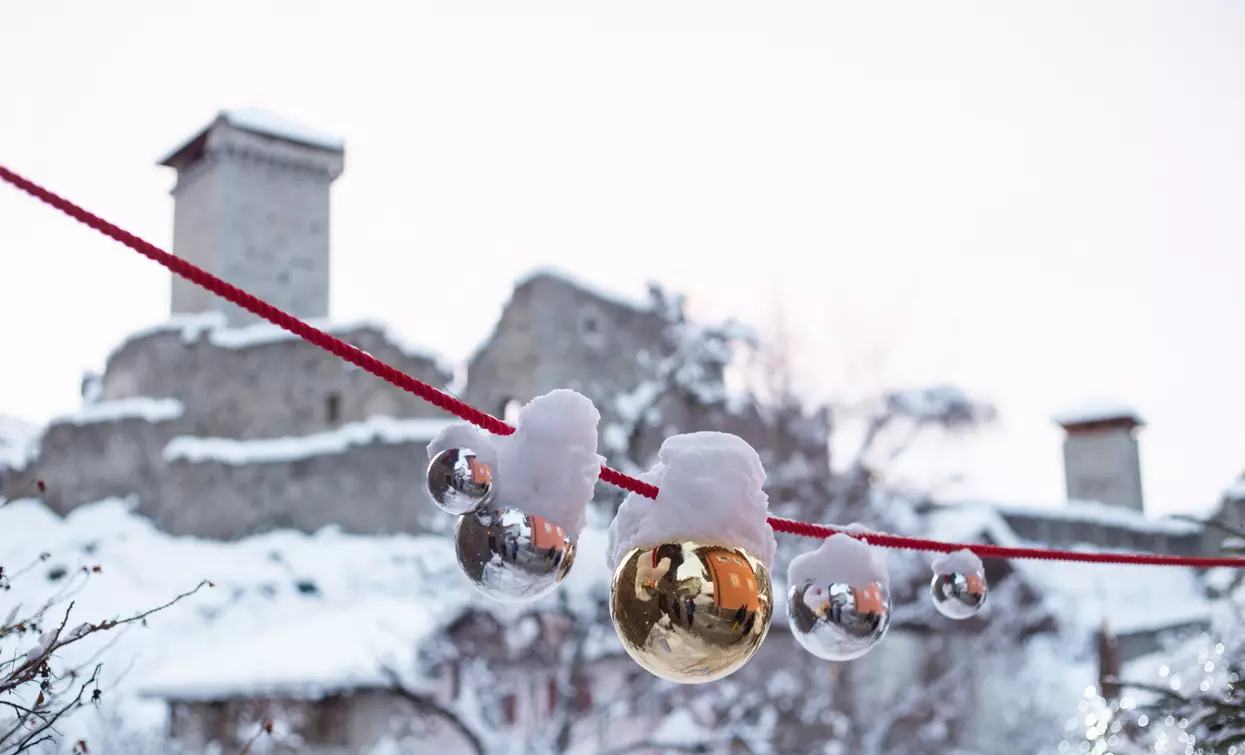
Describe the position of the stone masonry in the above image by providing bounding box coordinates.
[160,110,344,327]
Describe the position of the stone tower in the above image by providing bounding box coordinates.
[1054,402,1146,512]
[158,109,345,326]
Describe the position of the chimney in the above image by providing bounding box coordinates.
[1053,401,1146,513]
[157,109,345,327]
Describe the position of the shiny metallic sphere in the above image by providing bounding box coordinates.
[787,578,891,662]
[426,447,495,515]
[454,505,576,603]
[610,542,773,684]
[931,569,988,620]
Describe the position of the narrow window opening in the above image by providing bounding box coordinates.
[326,393,342,425]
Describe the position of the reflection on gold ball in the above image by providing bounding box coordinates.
[610,542,773,684]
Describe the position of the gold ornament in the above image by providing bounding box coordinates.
[610,542,773,684]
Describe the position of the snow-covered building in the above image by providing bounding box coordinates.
[0,111,1232,755]
[0,111,830,540]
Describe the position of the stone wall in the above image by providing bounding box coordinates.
[463,271,670,420]
[100,321,452,440]
[168,119,344,327]
[33,415,183,516]
[464,270,832,512]
[153,437,447,540]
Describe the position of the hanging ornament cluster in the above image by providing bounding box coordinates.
[930,548,988,620]
[786,530,892,661]
[606,432,777,684]
[424,389,604,604]
[426,396,989,682]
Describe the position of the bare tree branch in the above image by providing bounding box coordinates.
[381,667,486,755]
[597,741,711,755]
[5,664,101,755]
[234,718,273,755]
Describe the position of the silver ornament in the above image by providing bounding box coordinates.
[426,447,495,515]
[787,579,891,661]
[455,505,576,603]
[931,568,988,620]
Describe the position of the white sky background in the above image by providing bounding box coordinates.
[0,1,1241,517]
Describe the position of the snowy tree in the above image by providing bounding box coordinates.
[1098,522,1245,754]
[380,590,721,755]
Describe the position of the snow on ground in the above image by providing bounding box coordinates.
[113,313,456,378]
[0,413,40,470]
[165,415,458,465]
[0,497,616,745]
[49,398,185,427]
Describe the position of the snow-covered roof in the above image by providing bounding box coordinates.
[113,313,456,378]
[923,504,1212,636]
[515,267,654,313]
[139,598,435,701]
[0,414,39,470]
[1052,399,1144,428]
[164,415,457,465]
[994,499,1202,537]
[1020,555,1210,637]
[159,110,343,168]
[1224,476,1245,503]
[0,497,615,714]
[220,109,344,152]
[49,398,185,427]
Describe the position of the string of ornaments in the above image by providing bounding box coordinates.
[424,388,989,683]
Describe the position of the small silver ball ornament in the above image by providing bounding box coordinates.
[426,447,495,515]
[931,568,988,620]
[454,505,576,603]
[787,579,891,661]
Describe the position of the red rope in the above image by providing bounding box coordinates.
[2,164,1241,568]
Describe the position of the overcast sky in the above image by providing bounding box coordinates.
[1,1,1241,517]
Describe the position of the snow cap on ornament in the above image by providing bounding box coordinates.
[930,548,988,620]
[492,389,603,540]
[427,389,602,538]
[607,431,776,684]
[786,529,892,662]
[607,431,776,571]
[427,389,604,603]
